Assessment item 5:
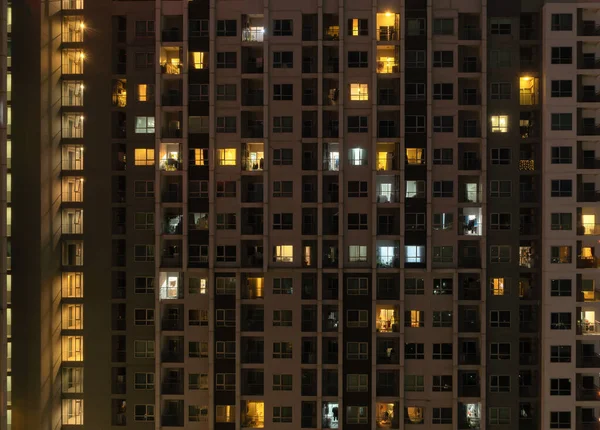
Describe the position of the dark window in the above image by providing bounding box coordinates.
[551,113,572,131]
[551,80,572,97]
[216,52,236,68]
[273,19,293,36]
[551,180,572,197]
[551,146,572,164]
[348,51,368,68]
[433,51,453,68]
[551,14,572,31]
[433,83,453,100]
[273,52,293,68]
[433,149,453,165]
[216,20,237,36]
[551,47,572,64]
[433,116,453,132]
[347,18,368,36]
[273,84,293,101]
[433,18,453,35]
[347,116,368,133]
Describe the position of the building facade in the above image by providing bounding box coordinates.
[8,0,600,429]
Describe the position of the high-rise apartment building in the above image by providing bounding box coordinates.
[8,0,600,429]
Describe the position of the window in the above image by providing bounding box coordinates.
[216,309,235,327]
[347,374,368,392]
[433,148,452,165]
[551,14,572,31]
[135,20,155,37]
[273,245,293,263]
[406,18,425,36]
[134,309,154,326]
[189,116,209,133]
[433,51,453,68]
[490,278,508,296]
[405,246,425,264]
[490,311,511,328]
[490,82,511,100]
[490,50,511,67]
[190,84,209,102]
[550,378,571,396]
[136,84,154,102]
[490,343,510,360]
[551,113,572,130]
[134,213,154,231]
[348,18,368,36]
[133,148,154,166]
[272,213,293,230]
[550,279,572,297]
[216,148,236,166]
[272,406,292,423]
[490,115,508,132]
[216,52,236,68]
[215,405,235,423]
[432,311,452,328]
[189,19,209,37]
[216,20,237,36]
[490,245,510,263]
[273,181,293,197]
[550,312,571,330]
[272,374,293,391]
[433,181,453,198]
[273,278,293,294]
[188,374,207,391]
[348,51,368,68]
[216,181,236,198]
[406,83,426,101]
[273,116,293,133]
[348,181,368,197]
[134,276,154,294]
[135,116,155,133]
[551,345,571,363]
[432,375,452,392]
[551,47,572,64]
[273,310,292,327]
[432,246,453,263]
[348,148,368,166]
[216,246,236,262]
[490,18,511,34]
[346,406,368,424]
[134,405,155,422]
[433,18,453,35]
[489,408,510,425]
[216,84,236,101]
[216,213,236,230]
[134,245,154,262]
[134,340,155,358]
[347,310,369,328]
[405,115,426,133]
[134,372,155,390]
[406,50,426,68]
[490,180,511,197]
[273,51,293,68]
[432,408,452,424]
[551,80,572,97]
[433,83,453,100]
[490,213,511,230]
[273,342,292,359]
[405,213,426,230]
[491,148,511,165]
[348,213,367,230]
[432,343,452,360]
[135,52,154,68]
[273,19,293,36]
[405,343,425,359]
[551,180,572,197]
[189,309,207,326]
[189,149,208,167]
[405,278,424,295]
[347,277,368,295]
[433,116,453,132]
[348,245,367,262]
[350,83,369,101]
[189,277,207,295]
[433,213,453,230]
[216,341,236,359]
[347,342,368,360]
[273,84,293,101]
[551,147,572,164]
[216,117,236,133]
[405,375,424,392]
[405,310,424,328]
[347,116,368,133]
[551,246,572,264]
[273,148,293,165]
[550,412,571,429]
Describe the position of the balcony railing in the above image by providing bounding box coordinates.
[579,223,600,235]
[582,57,600,70]
[581,90,600,103]
[459,28,481,40]
[582,22,600,36]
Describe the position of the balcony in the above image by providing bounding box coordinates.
[376,305,399,333]
[376,46,400,74]
[160,47,183,75]
[377,13,399,41]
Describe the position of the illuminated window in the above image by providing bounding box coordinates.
[134,148,155,166]
[62,335,84,361]
[348,245,368,262]
[242,401,265,428]
[63,273,83,298]
[190,148,208,166]
[519,77,537,105]
[136,84,154,102]
[348,18,368,36]
[62,304,83,330]
[490,115,508,133]
[62,399,84,425]
[274,245,293,263]
[134,404,155,422]
[135,116,155,134]
[62,367,84,393]
[350,83,369,101]
[190,52,208,69]
[217,148,236,166]
[406,148,424,165]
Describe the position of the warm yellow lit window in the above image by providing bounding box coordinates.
[491,278,506,295]
[191,148,208,166]
[217,148,236,166]
[490,115,508,133]
[137,84,152,102]
[582,214,596,235]
[63,272,83,298]
[216,405,235,423]
[274,245,293,263]
[62,335,84,361]
[247,277,264,298]
[406,148,424,165]
[581,247,593,259]
[350,83,369,101]
[351,19,360,36]
[134,148,155,166]
[190,52,207,70]
[242,401,265,428]
[582,280,596,301]
[519,77,537,105]
[62,399,84,425]
[62,304,83,330]
[409,310,421,328]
